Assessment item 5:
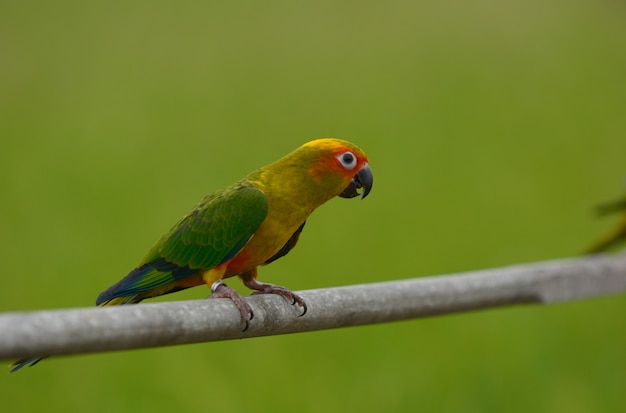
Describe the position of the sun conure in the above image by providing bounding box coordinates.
[11,138,373,372]
[586,193,626,253]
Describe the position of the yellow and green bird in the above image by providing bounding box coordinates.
[586,193,626,253]
[11,138,373,371]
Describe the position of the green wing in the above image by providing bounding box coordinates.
[157,183,268,268]
[96,183,268,304]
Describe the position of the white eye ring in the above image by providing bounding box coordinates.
[336,151,357,170]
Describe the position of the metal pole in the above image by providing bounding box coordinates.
[1,253,625,360]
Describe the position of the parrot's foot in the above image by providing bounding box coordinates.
[209,280,253,331]
[243,278,307,316]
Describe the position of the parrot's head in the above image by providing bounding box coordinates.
[301,138,373,201]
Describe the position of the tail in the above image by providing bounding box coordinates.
[96,258,200,305]
[9,357,45,373]
[10,260,198,372]
[9,300,133,373]
[9,281,140,373]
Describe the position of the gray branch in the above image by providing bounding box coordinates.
[1,253,626,360]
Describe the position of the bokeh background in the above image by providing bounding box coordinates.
[2,0,625,411]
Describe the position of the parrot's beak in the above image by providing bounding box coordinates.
[339,163,373,199]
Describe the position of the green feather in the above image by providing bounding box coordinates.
[158,183,268,268]
[97,182,268,303]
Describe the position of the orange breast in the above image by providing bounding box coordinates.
[224,213,304,277]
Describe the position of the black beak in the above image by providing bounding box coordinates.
[339,163,373,199]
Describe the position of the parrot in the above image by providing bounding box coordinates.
[10,138,373,372]
[586,194,626,253]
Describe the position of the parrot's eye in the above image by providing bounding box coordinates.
[336,151,357,170]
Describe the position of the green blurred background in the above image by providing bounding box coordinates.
[2,0,625,411]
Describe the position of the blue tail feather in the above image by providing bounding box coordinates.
[96,258,197,305]
[10,357,45,373]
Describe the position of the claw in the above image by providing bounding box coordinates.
[244,279,307,316]
[299,301,308,317]
[209,280,253,331]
